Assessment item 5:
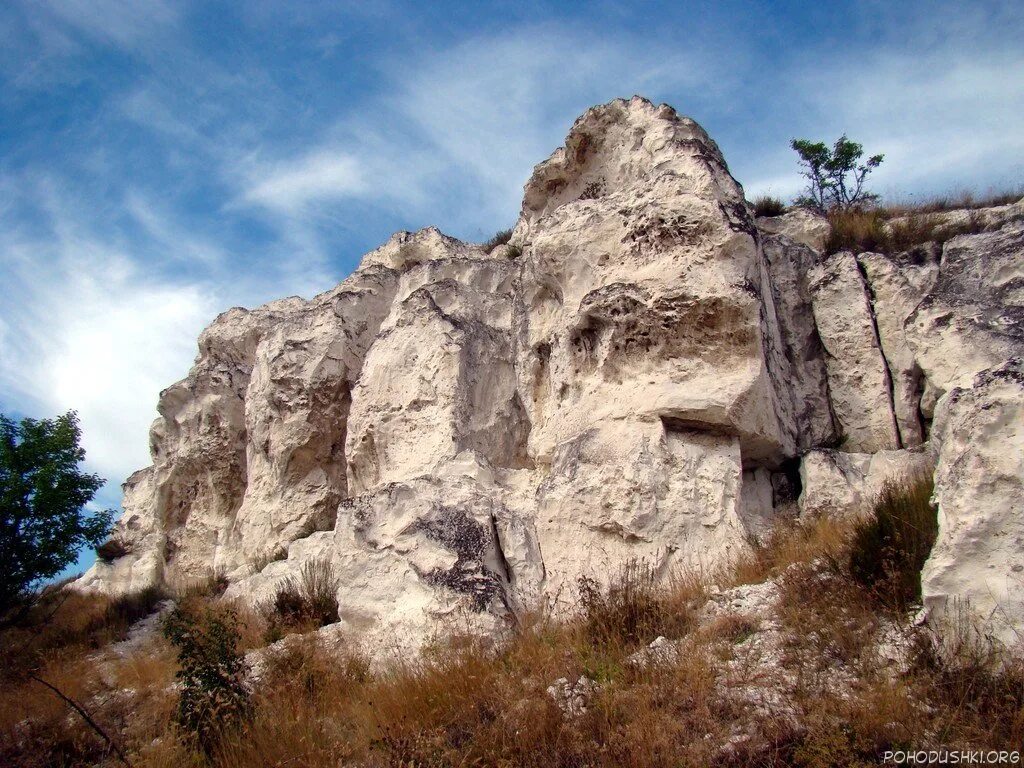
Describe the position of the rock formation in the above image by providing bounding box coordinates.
[78,97,1024,652]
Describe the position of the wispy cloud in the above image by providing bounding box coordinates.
[36,0,180,48]
[243,152,366,211]
[232,25,717,235]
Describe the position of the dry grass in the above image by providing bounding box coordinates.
[880,188,1023,217]
[732,515,851,587]
[823,185,1022,255]
[2,492,1022,767]
[0,585,166,683]
[0,589,176,768]
[577,560,699,649]
[824,208,989,255]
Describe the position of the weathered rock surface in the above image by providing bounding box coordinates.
[856,249,939,446]
[79,97,1024,651]
[808,251,900,452]
[798,448,932,520]
[755,207,831,252]
[906,222,1024,394]
[922,360,1024,650]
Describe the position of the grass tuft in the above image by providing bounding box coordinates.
[823,185,1021,255]
[482,228,513,252]
[262,560,340,640]
[753,195,786,217]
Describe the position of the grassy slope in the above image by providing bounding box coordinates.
[2,473,1021,767]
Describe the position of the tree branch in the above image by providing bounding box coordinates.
[30,674,133,767]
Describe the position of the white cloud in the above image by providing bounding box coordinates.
[0,243,215,487]
[243,152,367,211]
[823,51,1024,194]
[0,187,218,490]
[232,26,715,236]
[736,31,1024,204]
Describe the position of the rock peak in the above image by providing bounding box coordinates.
[519,96,739,229]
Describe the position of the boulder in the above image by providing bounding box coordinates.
[799,448,932,520]
[922,359,1024,650]
[755,207,831,252]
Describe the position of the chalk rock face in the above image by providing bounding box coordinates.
[507,98,810,596]
[798,448,932,520]
[906,222,1024,394]
[760,234,837,449]
[755,208,831,253]
[79,97,1024,650]
[922,359,1024,649]
[856,249,938,447]
[808,252,900,452]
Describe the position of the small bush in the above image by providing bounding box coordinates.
[849,472,937,609]
[753,195,786,217]
[163,601,249,752]
[264,560,340,637]
[791,135,883,212]
[482,228,513,252]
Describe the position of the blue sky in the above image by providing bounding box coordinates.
[1,1,1022,576]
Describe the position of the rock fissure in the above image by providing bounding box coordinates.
[855,257,905,449]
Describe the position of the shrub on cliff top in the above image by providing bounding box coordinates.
[792,135,883,212]
[753,195,786,217]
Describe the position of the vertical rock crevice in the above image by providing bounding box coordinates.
[855,257,904,449]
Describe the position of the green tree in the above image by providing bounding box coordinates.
[0,410,112,626]
[791,135,884,212]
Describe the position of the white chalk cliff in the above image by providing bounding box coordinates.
[79,98,1024,650]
